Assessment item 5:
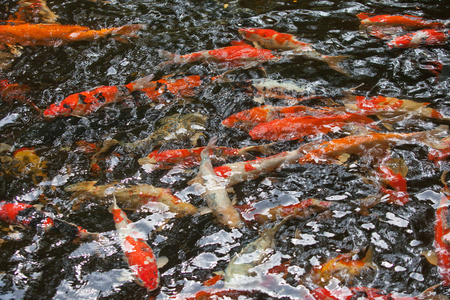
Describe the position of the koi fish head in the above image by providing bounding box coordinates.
[43,94,79,118]
[239,28,277,41]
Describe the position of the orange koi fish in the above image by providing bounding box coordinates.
[376,156,409,205]
[110,195,160,291]
[357,13,445,29]
[0,201,97,241]
[196,137,243,229]
[249,113,377,141]
[222,105,335,131]
[434,175,450,286]
[239,28,350,75]
[307,247,377,287]
[342,95,444,120]
[66,180,197,217]
[0,23,146,47]
[387,29,450,48]
[159,42,278,69]
[298,127,447,165]
[248,198,333,224]
[310,287,418,300]
[138,143,274,169]
[43,74,154,118]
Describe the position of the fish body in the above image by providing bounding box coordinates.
[239,28,350,75]
[310,287,418,300]
[66,181,197,217]
[387,29,450,48]
[159,43,277,68]
[197,137,243,229]
[308,247,377,286]
[110,196,159,291]
[139,75,206,102]
[11,0,58,24]
[376,156,409,205]
[428,137,450,165]
[249,113,377,141]
[0,23,146,47]
[44,74,154,118]
[357,13,445,29]
[435,190,450,285]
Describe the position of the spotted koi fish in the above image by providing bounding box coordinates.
[138,143,275,170]
[249,113,377,141]
[307,247,377,287]
[0,23,146,47]
[110,194,160,291]
[239,28,350,75]
[159,41,278,69]
[0,201,97,241]
[388,29,450,48]
[43,74,154,118]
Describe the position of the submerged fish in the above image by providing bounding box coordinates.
[434,175,450,286]
[239,28,350,75]
[357,13,445,29]
[388,29,450,48]
[196,137,243,229]
[0,147,47,184]
[10,0,58,24]
[0,201,97,241]
[0,23,146,47]
[110,195,160,291]
[311,286,419,300]
[43,74,155,118]
[66,181,197,217]
[376,156,409,205]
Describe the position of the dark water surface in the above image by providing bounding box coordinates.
[1,0,450,299]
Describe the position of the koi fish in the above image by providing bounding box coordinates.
[428,137,450,165]
[43,74,154,118]
[434,175,450,286]
[239,28,350,75]
[387,29,450,48]
[298,127,447,165]
[224,217,288,281]
[0,23,146,47]
[138,143,275,170]
[0,78,40,112]
[222,105,336,131]
[357,13,446,29]
[0,147,47,184]
[66,181,197,217]
[196,137,243,229]
[176,289,255,300]
[0,201,97,241]
[376,156,409,205]
[249,113,377,141]
[306,247,377,287]
[310,287,418,300]
[342,95,445,120]
[159,42,278,69]
[110,194,160,291]
[10,0,58,24]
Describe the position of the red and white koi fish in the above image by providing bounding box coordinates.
[239,28,350,75]
[196,137,243,229]
[159,41,278,69]
[387,29,450,48]
[0,201,97,241]
[110,195,160,291]
[306,247,377,287]
[376,156,409,205]
[222,105,336,131]
[310,286,418,300]
[66,180,197,217]
[138,143,275,170]
[43,74,154,118]
[357,13,446,29]
[342,95,445,120]
[249,113,377,141]
[0,22,146,47]
[298,127,447,165]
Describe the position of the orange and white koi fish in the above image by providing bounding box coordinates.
[434,174,450,286]
[298,127,447,165]
[43,74,154,118]
[376,156,409,205]
[66,181,197,217]
[342,95,445,120]
[239,28,350,75]
[222,105,335,131]
[0,201,97,241]
[196,137,243,229]
[110,195,160,291]
[159,42,278,69]
[310,286,418,300]
[357,13,446,29]
[387,29,450,48]
[0,23,146,47]
[138,143,274,170]
[306,247,377,287]
[249,113,377,141]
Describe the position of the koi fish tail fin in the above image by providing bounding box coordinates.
[126,74,155,91]
[156,50,183,68]
[322,55,352,76]
[110,24,147,43]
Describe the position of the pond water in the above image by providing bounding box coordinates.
[0,0,450,299]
